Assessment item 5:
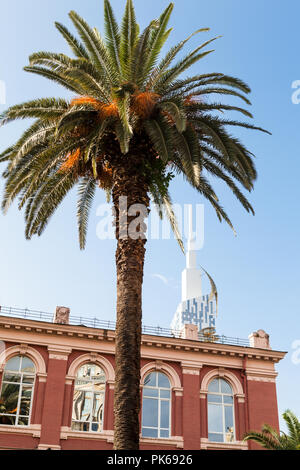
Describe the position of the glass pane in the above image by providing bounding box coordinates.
[91,422,99,432]
[72,391,92,422]
[0,383,19,413]
[208,433,224,443]
[2,372,20,383]
[92,393,104,429]
[75,379,93,392]
[142,427,158,438]
[93,383,105,393]
[22,384,33,396]
[0,415,16,425]
[160,400,170,429]
[77,364,105,382]
[71,421,90,432]
[220,379,232,394]
[158,373,170,389]
[142,398,158,428]
[207,394,222,403]
[224,395,233,404]
[20,357,35,374]
[208,404,223,433]
[144,373,156,387]
[20,399,31,416]
[22,375,35,385]
[208,379,219,393]
[160,429,170,438]
[17,417,29,426]
[225,406,234,441]
[160,390,170,399]
[143,387,158,398]
[20,386,32,416]
[5,356,21,372]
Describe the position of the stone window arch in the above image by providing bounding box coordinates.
[0,354,36,426]
[0,345,46,377]
[201,369,245,444]
[140,362,182,439]
[67,354,115,433]
[67,353,115,384]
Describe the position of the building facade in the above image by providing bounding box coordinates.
[0,308,285,450]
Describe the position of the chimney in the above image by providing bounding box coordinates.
[248,329,271,349]
[181,323,199,341]
[53,306,70,325]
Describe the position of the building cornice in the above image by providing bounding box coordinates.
[0,315,286,364]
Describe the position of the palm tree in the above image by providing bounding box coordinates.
[244,410,300,450]
[0,0,269,449]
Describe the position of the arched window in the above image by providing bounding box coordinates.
[207,378,235,443]
[72,363,106,432]
[0,355,35,426]
[142,372,171,439]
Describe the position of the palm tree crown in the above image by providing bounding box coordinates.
[0,0,268,248]
[244,410,300,450]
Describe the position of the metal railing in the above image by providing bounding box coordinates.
[0,305,250,347]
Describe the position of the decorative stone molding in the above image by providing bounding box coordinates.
[180,324,198,341]
[49,354,69,361]
[140,361,182,389]
[140,436,184,449]
[0,344,46,374]
[37,372,47,382]
[0,424,41,438]
[53,306,70,325]
[67,353,115,382]
[200,368,244,396]
[249,330,271,350]
[246,375,276,383]
[107,379,115,390]
[236,394,245,403]
[245,367,278,383]
[181,361,202,376]
[182,368,200,375]
[173,387,184,396]
[60,427,114,443]
[200,438,248,450]
[47,346,71,362]
[38,444,61,450]
[48,346,72,354]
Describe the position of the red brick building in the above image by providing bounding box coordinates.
[0,306,285,450]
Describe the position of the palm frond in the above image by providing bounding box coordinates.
[55,22,89,59]
[77,177,96,249]
[104,0,121,74]
[120,0,139,78]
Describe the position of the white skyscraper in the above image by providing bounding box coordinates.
[170,207,216,334]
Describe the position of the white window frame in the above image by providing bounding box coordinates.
[71,364,106,433]
[141,372,171,439]
[207,378,235,443]
[0,355,36,427]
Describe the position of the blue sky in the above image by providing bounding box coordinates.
[0,0,299,427]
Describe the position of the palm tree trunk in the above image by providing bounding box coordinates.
[112,149,150,450]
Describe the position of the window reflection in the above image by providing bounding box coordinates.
[71,364,106,432]
[207,378,235,443]
[142,372,171,439]
[0,356,35,426]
